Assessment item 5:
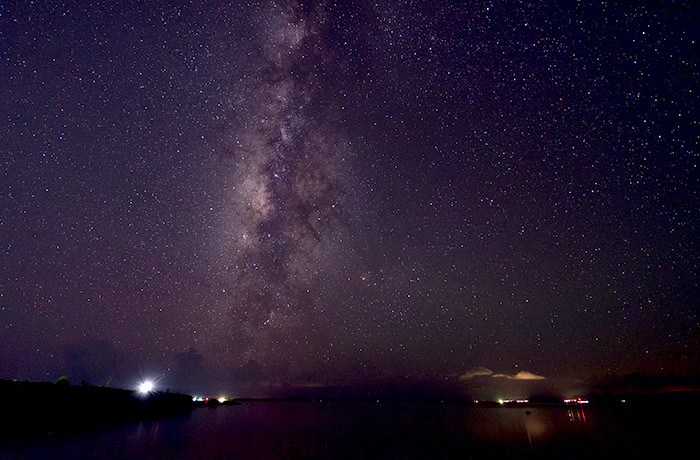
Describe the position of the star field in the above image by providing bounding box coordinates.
[1,0,698,396]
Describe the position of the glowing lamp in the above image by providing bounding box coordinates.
[138,380,154,394]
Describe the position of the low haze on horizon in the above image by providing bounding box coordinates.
[1,0,698,398]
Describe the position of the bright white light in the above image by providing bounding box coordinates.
[218,397,227,403]
[138,381,154,393]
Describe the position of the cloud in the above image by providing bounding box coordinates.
[459,366,494,380]
[513,371,546,380]
[65,337,123,386]
[460,367,546,381]
[493,371,546,381]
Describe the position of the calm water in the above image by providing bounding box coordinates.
[1,401,695,459]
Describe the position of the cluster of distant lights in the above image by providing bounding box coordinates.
[469,398,591,404]
[139,381,230,404]
[470,399,530,404]
[138,379,231,404]
[141,380,593,407]
[193,396,229,404]
[563,398,590,404]
[497,399,530,404]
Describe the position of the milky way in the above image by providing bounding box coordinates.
[208,2,363,369]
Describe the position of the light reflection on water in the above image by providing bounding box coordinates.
[1,402,693,459]
[567,405,587,424]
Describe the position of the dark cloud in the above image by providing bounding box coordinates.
[170,347,208,395]
[231,359,265,384]
[64,338,124,386]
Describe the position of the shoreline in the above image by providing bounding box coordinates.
[2,377,697,443]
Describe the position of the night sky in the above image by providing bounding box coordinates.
[1,0,698,398]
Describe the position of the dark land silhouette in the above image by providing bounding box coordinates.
[0,378,196,442]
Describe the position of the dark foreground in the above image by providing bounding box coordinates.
[1,396,698,460]
[0,378,195,442]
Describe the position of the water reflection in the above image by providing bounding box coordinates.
[1,401,694,460]
[567,405,588,424]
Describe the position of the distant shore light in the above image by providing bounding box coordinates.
[138,380,154,394]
